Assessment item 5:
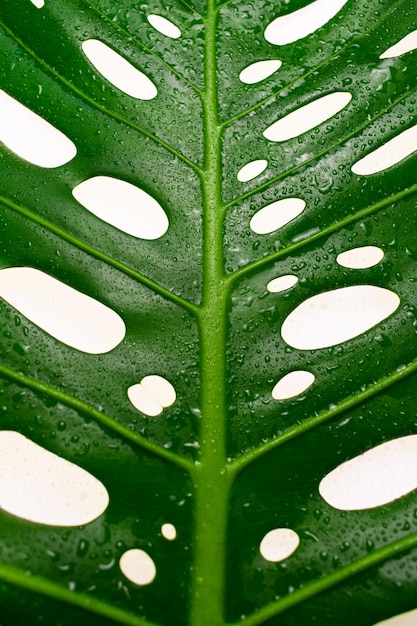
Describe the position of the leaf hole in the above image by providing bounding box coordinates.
[0,432,109,526]
[237,159,268,182]
[380,29,417,59]
[336,246,384,269]
[373,609,417,626]
[239,60,282,84]
[250,198,305,234]
[29,0,44,7]
[319,435,417,510]
[264,0,349,46]
[351,124,417,176]
[260,528,300,562]
[0,267,126,354]
[72,176,169,240]
[267,275,299,293]
[0,89,76,168]
[128,375,176,417]
[281,285,400,350]
[263,92,352,142]
[272,370,315,400]
[147,15,181,39]
[82,40,157,100]
[161,523,177,540]
[119,549,156,585]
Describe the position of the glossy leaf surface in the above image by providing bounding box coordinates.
[1,1,417,625]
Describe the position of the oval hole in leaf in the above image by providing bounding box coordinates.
[239,60,282,84]
[72,176,169,240]
[82,40,157,100]
[0,267,125,354]
[267,274,299,293]
[260,528,300,562]
[0,431,109,526]
[380,29,417,59]
[281,285,400,350]
[250,198,305,234]
[161,523,177,540]
[264,0,349,46]
[237,159,267,182]
[29,0,44,7]
[351,124,417,176]
[337,246,384,269]
[147,14,181,39]
[373,608,417,626]
[120,549,156,585]
[128,375,176,416]
[272,370,315,400]
[263,92,352,142]
[319,435,417,510]
[0,89,76,167]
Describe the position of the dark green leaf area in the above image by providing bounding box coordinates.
[227,202,417,457]
[0,206,200,457]
[0,378,193,626]
[227,380,417,622]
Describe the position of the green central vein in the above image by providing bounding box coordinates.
[189,1,232,624]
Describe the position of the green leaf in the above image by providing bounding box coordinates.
[1,0,417,625]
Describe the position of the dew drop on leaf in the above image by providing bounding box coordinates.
[237,159,267,182]
[72,176,169,239]
[281,285,400,350]
[0,267,126,353]
[351,124,417,175]
[161,523,177,540]
[0,431,109,526]
[264,0,349,46]
[272,370,315,400]
[0,89,76,167]
[263,92,352,142]
[239,60,282,84]
[82,40,157,100]
[380,29,417,58]
[250,198,305,234]
[267,275,299,293]
[119,549,156,585]
[259,528,300,562]
[128,375,176,416]
[147,14,181,39]
[319,435,417,510]
[373,608,417,626]
[336,246,384,269]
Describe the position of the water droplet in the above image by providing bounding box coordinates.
[352,124,417,176]
[82,40,157,100]
[237,159,268,182]
[272,370,315,400]
[147,15,181,39]
[250,198,305,234]
[380,29,417,59]
[119,549,156,585]
[0,89,76,167]
[239,60,282,84]
[260,528,300,562]
[264,0,349,45]
[0,267,125,354]
[281,285,399,350]
[336,246,384,269]
[263,92,351,142]
[319,435,417,510]
[0,431,109,526]
[72,176,169,240]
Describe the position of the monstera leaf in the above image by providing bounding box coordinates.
[1,0,417,624]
